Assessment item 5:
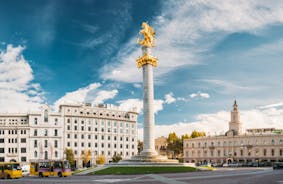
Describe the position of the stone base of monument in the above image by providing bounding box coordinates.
[117,154,179,165]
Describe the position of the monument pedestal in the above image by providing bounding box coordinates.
[118,154,179,165]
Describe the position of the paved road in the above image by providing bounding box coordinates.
[1,168,283,184]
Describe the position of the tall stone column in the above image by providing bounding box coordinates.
[141,46,157,156]
[118,22,178,164]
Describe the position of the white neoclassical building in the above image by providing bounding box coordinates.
[184,101,283,165]
[0,103,138,167]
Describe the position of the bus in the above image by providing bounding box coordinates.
[0,162,22,179]
[30,160,71,177]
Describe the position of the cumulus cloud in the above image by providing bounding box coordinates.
[190,91,210,99]
[138,103,283,140]
[53,83,118,110]
[101,0,283,83]
[93,89,118,104]
[0,44,45,112]
[164,92,176,104]
[117,98,164,114]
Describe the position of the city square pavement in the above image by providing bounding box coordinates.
[1,167,283,184]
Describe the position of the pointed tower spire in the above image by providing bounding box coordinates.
[233,100,238,111]
[228,100,242,136]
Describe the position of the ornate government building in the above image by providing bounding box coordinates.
[184,101,283,165]
[0,103,138,167]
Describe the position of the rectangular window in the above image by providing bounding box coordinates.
[44,140,48,148]
[34,118,38,125]
[0,148,4,153]
[34,129,37,136]
[54,129,58,136]
[54,140,58,148]
[21,157,26,162]
[21,148,26,153]
[67,134,70,138]
[34,140,37,147]
[21,138,26,143]
[44,129,48,136]
[67,142,70,147]
[0,139,4,143]
[81,126,84,131]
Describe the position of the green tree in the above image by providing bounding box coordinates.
[112,153,122,163]
[64,148,75,166]
[181,134,190,141]
[190,130,206,138]
[167,132,182,159]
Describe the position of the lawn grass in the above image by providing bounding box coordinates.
[93,166,197,175]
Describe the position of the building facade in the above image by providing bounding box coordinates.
[184,101,283,165]
[0,103,138,167]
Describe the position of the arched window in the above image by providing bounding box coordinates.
[44,151,48,160]
[44,110,48,122]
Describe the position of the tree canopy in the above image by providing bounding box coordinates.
[64,148,75,165]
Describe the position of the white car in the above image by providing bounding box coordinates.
[21,165,30,176]
[223,163,229,167]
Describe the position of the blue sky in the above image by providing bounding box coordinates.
[1,0,283,138]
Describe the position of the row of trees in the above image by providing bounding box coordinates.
[64,130,206,167]
[64,148,122,168]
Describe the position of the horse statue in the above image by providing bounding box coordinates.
[137,22,156,47]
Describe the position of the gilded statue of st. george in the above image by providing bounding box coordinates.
[137,22,156,47]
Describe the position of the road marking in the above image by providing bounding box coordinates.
[149,174,189,184]
[92,175,146,183]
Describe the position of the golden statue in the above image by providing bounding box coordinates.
[137,22,156,47]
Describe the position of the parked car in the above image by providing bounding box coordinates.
[273,162,283,170]
[223,163,229,167]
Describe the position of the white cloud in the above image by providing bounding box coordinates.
[118,99,143,113]
[117,98,164,114]
[0,44,45,112]
[259,102,283,109]
[133,83,142,88]
[101,0,283,83]
[138,102,283,140]
[53,83,118,110]
[164,92,176,104]
[190,91,210,99]
[93,89,118,104]
[201,79,257,94]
